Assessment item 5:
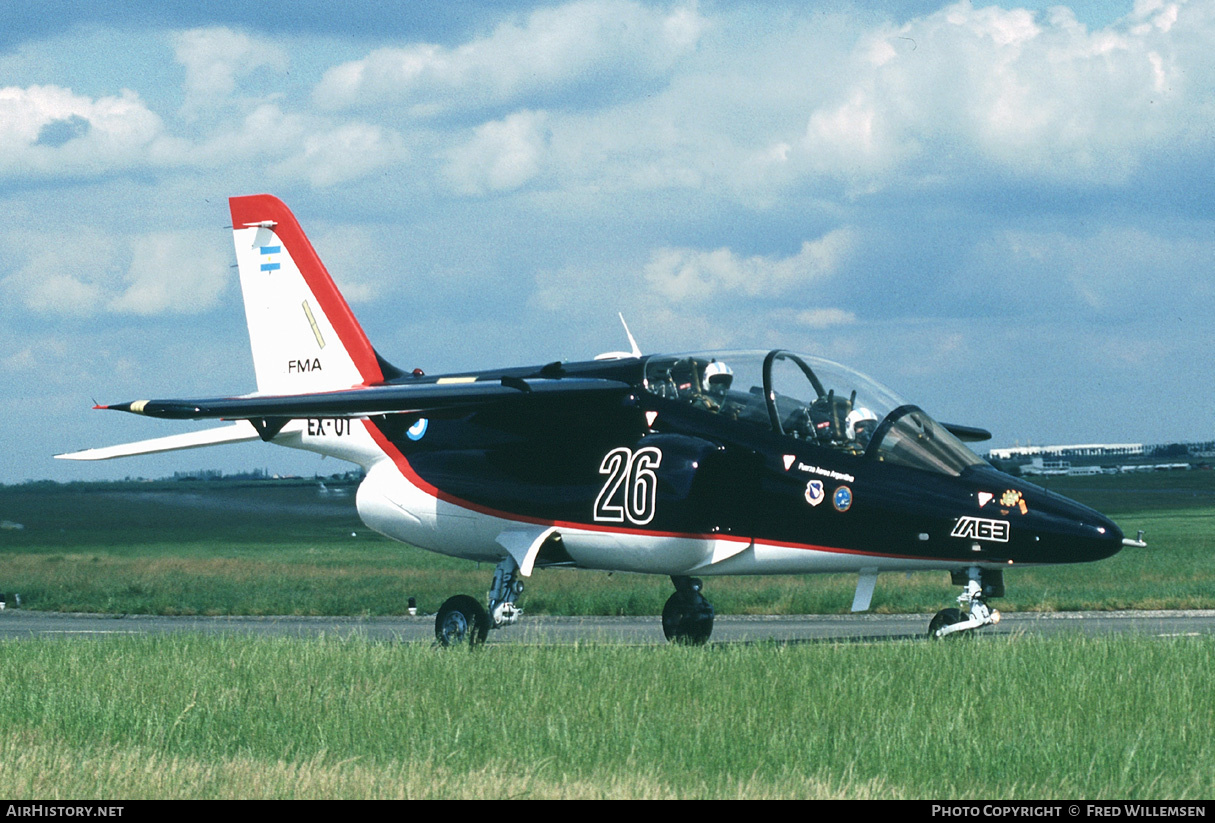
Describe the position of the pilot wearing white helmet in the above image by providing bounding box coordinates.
[703,360,733,394]
[845,407,879,449]
[693,360,733,413]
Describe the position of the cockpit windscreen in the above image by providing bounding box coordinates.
[642,350,984,476]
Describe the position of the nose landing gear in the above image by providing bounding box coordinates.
[929,567,1003,639]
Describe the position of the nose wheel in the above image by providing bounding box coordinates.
[662,576,714,645]
[928,607,966,638]
[929,567,1002,639]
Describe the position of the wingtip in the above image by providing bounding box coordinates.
[93,401,149,414]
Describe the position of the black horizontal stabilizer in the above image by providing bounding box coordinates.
[99,377,633,421]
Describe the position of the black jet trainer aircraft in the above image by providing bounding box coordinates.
[59,195,1141,645]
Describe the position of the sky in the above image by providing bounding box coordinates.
[2,0,1212,483]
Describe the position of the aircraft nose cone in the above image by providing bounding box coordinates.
[1023,492,1124,564]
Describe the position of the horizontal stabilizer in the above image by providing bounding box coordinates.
[96,377,633,421]
[55,422,262,461]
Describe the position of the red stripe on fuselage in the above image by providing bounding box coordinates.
[229,194,384,386]
[361,419,961,563]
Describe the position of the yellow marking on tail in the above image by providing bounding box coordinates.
[302,300,326,349]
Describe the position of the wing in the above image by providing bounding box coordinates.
[96,375,632,420]
[64,375,633,460]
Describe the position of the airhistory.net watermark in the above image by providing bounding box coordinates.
[6,807,124,818]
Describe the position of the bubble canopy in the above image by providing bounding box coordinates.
[642,350,986,477]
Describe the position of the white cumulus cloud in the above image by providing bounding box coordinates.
[0,85,165,181]
[107,231,231,315]
[643,229,858,302]
[796,0,1210,191]
[314,0,705,115]
[444,110,551,194]
[173,27,289,117]
[272,121,409,188]
[2,229,230,317]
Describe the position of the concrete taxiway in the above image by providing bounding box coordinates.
[2,609,1213,644]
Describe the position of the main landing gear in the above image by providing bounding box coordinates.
[435,562,718,647]
[434,594,490,647]
[434,556,524,648]
[662,576,715,645]
[929,567,1003,639]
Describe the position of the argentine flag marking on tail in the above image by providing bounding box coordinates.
[260,245,281,272]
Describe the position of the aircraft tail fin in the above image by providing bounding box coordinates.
[229,195,398,395]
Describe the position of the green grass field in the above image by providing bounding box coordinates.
[1,472,1212,616]
[0,634,1211,799]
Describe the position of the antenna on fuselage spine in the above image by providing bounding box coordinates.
[594,313,644,360]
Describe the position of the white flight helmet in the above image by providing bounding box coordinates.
[845,407,879,440]
[704,360,733,391]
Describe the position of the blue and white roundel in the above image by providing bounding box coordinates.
[833,485,853,512]
[406,417,429,441]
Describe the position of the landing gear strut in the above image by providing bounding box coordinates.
[929,567,1002,639]
[434,556,524,648]
[662,576,714,645]
[488,556,524,629]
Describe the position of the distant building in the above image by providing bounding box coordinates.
[988,440,1209,475]
[987,444,1145,462]
[173,468,225,481]
[1015,457,1106,477]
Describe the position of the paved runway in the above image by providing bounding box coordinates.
[2,609,1214,644]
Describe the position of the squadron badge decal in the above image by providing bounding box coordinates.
[833,485,853,513]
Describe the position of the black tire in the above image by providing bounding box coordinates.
[435,594,490,648]
[662,591,714,645]
[927,607,966,640]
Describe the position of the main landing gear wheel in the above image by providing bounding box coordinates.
[435,594,490,648]
[662,576,714,645]
[927,608,965,640]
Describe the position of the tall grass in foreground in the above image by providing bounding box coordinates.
[0,634,1211,799]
